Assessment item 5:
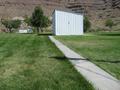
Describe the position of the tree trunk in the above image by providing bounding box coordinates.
[6,28,9,33]
[109,27,112,32]
[37,27,39,35]
[39,27,42,32]
[9,28,12,33]
[41,28,43,32]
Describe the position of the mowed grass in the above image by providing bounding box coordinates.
[55,32,120,79]
[0,33,94,90]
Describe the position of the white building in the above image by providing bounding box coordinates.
[52,10,84,35]
[19,29,28,33]
[12,17,24,21]
[19,29,33,34]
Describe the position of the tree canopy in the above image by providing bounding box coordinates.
[31,6,50,34]
[105,19,114,29]
[1,19,21,32]
[84,16,91,32]
[24,16,32,26]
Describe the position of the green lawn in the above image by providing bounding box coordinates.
[0,33,94,90]
[55,32,120,79]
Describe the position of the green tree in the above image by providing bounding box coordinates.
[41,16,51,32]
[84,16,91,32]
[1,19,13,32]
[24,16,32,26]
[12,20,21,29]
[31,6,50,34]
[31,6,44,34]
[105,19,114,29]
[1,19,21,33]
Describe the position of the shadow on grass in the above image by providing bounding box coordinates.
[38,33,53,36]
[50,56,119,82]
[51,56,120,63]
[94,60,120,63]
[98,33,120,36]
[50,56,67,61]
[84,58,120,64]
[50,56,89,61]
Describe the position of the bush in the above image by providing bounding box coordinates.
[12,20,21,29]
[1,19,12,32]
[1,19,21,33]
[24,16,32,26]
[105,19,114,29]
[84,16,91,32]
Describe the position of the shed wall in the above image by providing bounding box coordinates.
[53,10,83,35]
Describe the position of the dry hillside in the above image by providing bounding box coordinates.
[0,0,66,18]
[0,0,120,29]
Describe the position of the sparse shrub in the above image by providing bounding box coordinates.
[24,16,32,26]
[12,20,21,29]
[105,19,114,30]
[84,16,91,32]
[1,19,21,33]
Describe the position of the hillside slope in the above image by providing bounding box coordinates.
[0,0,120,29]
[0,0,66,18]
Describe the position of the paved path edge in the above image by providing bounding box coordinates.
[49,36,120,90]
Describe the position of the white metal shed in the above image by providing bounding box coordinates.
[52,10,83,35]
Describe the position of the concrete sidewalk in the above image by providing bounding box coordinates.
[49,36,120,90]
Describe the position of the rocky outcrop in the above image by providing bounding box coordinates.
[67,0,120,19]
[66,0,120,28]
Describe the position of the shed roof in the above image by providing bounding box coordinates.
[52,9,83,16]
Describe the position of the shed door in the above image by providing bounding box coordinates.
[67,13,74,35]
[67,16,70,34]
